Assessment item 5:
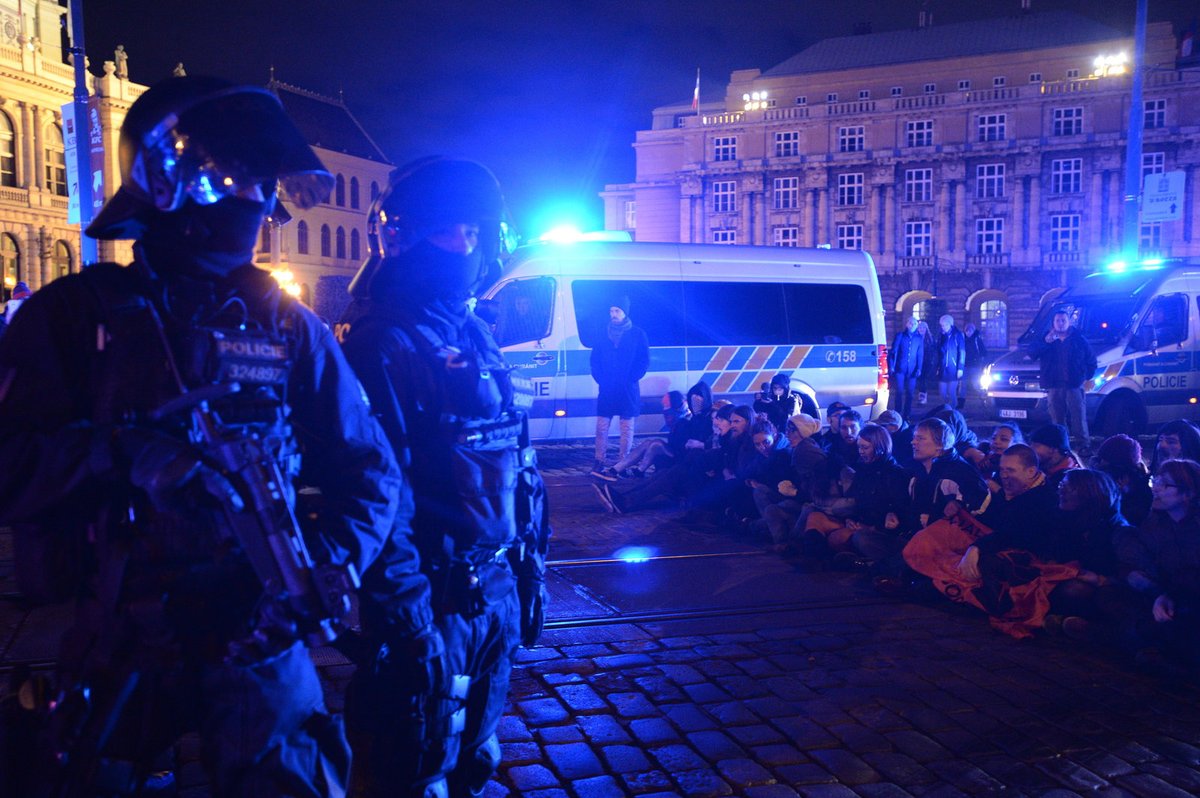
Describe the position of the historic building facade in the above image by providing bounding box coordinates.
[601,11,1200,350]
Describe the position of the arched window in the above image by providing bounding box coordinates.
[320,224,331,257]
[296,220,309,255]
[53,240,71,277]
[336,227,346,259]
[978,299,1009,350]
[44,124,66,196]
[335,174,345,207]
[350,229,361,261]
[370,181,379,202]
[1,233,19,290]
[350,177,360,209]
[0,112,16,187]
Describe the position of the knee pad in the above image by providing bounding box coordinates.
[420,777,449,798]
[459,734,501,795]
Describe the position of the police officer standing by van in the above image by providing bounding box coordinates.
[340,157,549,798]
[0,76,408,797]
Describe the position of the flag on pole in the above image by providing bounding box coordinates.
[692,68,700,112]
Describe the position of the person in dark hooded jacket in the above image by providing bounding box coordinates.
[754,372,802,434]
[589,295,650,476]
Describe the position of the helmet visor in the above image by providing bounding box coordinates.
[148,87,333,211]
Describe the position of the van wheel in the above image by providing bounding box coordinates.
[799,394,818,417]
[1097,393,1145,438]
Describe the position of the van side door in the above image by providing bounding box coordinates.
[490,276,565,438]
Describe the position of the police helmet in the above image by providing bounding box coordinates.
[87,75,334,240]
[348,157,517,298]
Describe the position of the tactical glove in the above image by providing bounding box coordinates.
[114,427,243,513]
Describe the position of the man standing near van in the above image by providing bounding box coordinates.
[590,296,650,476]
[937,314,966,408]
[1031,310,1097,444]
[889,317,923,419]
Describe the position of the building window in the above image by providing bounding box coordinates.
[890,86,903,97]
[623,200,636,229]
[1145,98,1166,129]
[993,76,1006,88]
[351,229,361,261]
[924,82,936,94]
[1050,214,1081,252]
[350,177,360,209]
[977,113,1006,142]
[297,220,309,255]
[335,174,345,207]
[774,130,800,157]
[838,125,865,153]
[958,79,971,91]
[1066,68,1080,79]
[773,177,799,210]
[905,119,934,147]
[712,136,737,162]
[795,96,807,106]
[45,124,66,196]
[1052,107,1083,136]
[826,92,838,103]
[1140,222,1162,253]
[979,299,1008,350]
[1,233,18,288]
[1142,152,1165,181]
[712,180,736,213]
[336,227,346,259]
[773,227,798,247]
[1029,72,1042,83]
[1051,158,1083,194]
[904,221,932,257]
[905,168,933,203]
[976,163,1005,199]
[0,113,15,187]
[837,172,864,206]
[712,229,736,245]
[976,217,1004,254]
[836,223,863,250]
[53,240,71,277]
[858,89,870,100]
[320,225,331,258]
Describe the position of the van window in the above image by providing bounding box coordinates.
[573,279,873,347]
[492,277,556,347]
[572,280,686,348]
[1132,292,1188,351]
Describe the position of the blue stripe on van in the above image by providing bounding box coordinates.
[702,371,721,386]
[688,347,719,370]
[726,346,757,371]
[650,348,687,372]
[730,371,758,392]
[763,346,789,370]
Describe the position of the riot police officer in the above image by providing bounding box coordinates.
[340,158,549,798]
[0,76,420,797]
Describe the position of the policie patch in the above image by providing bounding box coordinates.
[207,328,291,386]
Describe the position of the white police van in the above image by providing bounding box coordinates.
[984,258,1200,435]
[480,240,890,441]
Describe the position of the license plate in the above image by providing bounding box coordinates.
[1000,409,1028,419]
[1024,382,1040,391]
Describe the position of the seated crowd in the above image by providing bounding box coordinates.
[591,376,1200,676]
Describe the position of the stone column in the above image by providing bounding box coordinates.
[939,180,952,253]
[1109,171,1123,249]
[1088,170,1103,258]
[1027,177,1041,257]
[816,188,828,245]
[954,180,967,253]
[873,184,885,254]
[17,101,30,188]
[1013,176,1026,258]
[31,106,44,191]
[808,189,819,246]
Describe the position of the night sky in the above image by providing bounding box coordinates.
[80,0,1197,238]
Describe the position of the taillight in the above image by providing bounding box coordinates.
[877,344,889,392]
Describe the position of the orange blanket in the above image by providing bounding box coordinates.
[902,510,1080,639]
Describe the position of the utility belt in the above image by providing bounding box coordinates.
[444,413,522,450]
[426,546,514,619]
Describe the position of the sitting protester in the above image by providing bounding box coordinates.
[816,400,851,455]
[1029,423,1082,489]
[1148,419,1200,474]
[598,389,695,480]
[1091,433,1153,526]
[906,417,991,529]
[877,409,914,468]
[981,423,1024,492]
[928,404,987,470]
[757,413,828,551]
[753,372,804,435]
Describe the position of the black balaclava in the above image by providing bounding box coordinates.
[373,239,486,308]
[138,195,269,278]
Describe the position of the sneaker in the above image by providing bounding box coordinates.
[589,461,614,480]
[591,482,617,513]
[597,467,620,482]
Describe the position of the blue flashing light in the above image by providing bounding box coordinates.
[539,223,583,243]
[1106,260,1128,273]
[613,545,657,563]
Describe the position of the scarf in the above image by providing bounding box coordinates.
[607,317,632,347]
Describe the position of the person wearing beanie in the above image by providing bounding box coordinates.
[1030,423,1082,488]
[1093,434,1152,525]
[816,400,852,454]
[3,280,31,327]
[754,372,804,435]
[589,296,650,477]
[878,409,915,467]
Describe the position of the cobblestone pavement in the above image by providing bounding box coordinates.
[4,441,1200,797]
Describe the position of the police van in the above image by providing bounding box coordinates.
[984,258,1200,435]
[479,240,890,441]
